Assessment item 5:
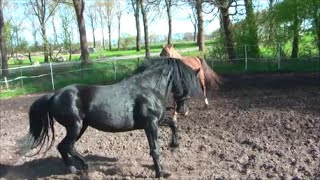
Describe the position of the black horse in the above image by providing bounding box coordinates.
[17,57,202,178]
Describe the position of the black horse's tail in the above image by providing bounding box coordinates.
[16,93,55,156]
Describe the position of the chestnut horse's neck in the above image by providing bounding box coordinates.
[160,45,183,59]
[169,48,182,59]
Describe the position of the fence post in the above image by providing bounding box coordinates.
[49,62,55,90]
[20,66,24,89]
[277,44,281,70]
[4,77,9,89]
[245,45,248,71]
[113,62,117,80]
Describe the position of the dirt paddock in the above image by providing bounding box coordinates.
[0,73,320,179]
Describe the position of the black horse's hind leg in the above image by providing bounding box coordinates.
[76,122,88,141]
[160,117,179,147]
[58,120,88,173]
[145,118,163,178]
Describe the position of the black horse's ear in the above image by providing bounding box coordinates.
[194,68,200,77]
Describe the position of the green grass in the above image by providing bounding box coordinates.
[6,40,208,68]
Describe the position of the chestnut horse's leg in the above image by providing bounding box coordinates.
[199,70,208,108]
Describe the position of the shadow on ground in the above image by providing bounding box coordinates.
[0,155,118,179]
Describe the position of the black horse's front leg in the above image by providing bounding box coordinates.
[160,117,179,147]
[145,119,163,178]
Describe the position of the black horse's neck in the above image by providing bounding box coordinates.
[136,64,173,101]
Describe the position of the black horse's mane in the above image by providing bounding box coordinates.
[133,57,202,99]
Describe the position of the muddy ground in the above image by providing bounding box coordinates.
[0,73,320,179]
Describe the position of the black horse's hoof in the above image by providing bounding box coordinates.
[156,170,172,178]
[169,141,179,148]
[68,166,81,174]
[82,163,89,171]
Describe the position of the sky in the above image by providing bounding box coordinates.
[4,0,269,45]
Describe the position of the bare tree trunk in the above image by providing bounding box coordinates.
[98,11,105,50]
[108,25,112,51]
[196,0,204,51]
[40,25,49,62]
[165,0,172,45]
[291,2,299,59]
[193,24,197,42]
[0,2,8,77]
[73,0,89,64]
[140,0,150,58]
[132,0,141,51]
[244,0,259,57]
[117,16,121,50]
[52,16,58,46]
[29,0,59,63]
[312,0,320,57]
[220,6,235,61]
[87,5,97,48]
[32,28,38,49]
[90,17,96,48]
[268,0,274,44]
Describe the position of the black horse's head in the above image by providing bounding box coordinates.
[172,66,201,115]
[134,57,203,114]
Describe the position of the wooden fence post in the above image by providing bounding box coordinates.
[50,62,55,90]
[113,62,117,80]
[4,77,9,89]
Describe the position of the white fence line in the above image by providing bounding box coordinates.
[1,51,319,90]
[0,59,139,90]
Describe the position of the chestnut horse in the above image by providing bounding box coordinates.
[160,44,221,119]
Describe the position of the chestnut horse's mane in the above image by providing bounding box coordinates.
[160,44,222,92]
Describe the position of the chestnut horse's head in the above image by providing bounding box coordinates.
[160,44,182,59]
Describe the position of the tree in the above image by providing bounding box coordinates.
[51,15,58,47]
[24,5,39,50]
[164,0,173,45]
[59,3,74,61]
[291,0,300,58]
[0,0,8,76]
[130,0,141,51]
[29,16,39,50]
[196,0,205,51]
[140,0,150,58]
[244,0,259,57]
[105,0,115,51]
[185,1,197,42]
[73,0,89,64]
[10,20,25,56]
[268,0,274,44]
[96,2,106,50]
[28,0,60,62]
[214,0,236,61]
[273,0,308,58]
[311,0,320,57]
[86,4,97,48]
[115,0,125,50]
